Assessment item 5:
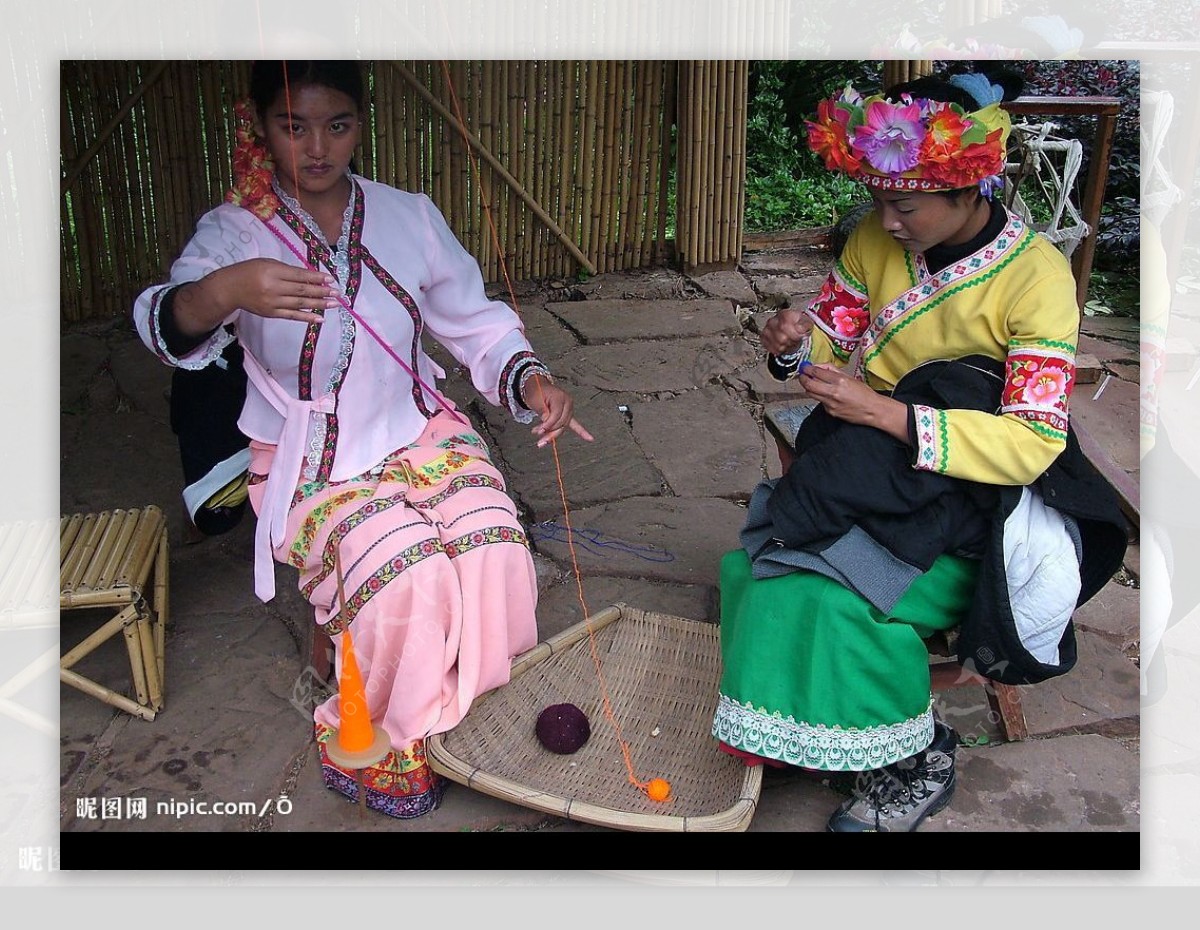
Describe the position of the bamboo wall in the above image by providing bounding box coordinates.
[674,61,749,271]
[61,60,708,324]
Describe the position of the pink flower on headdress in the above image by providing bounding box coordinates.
[1022,366,1069,406]
[853,99,924,175]
[806,97,862,174]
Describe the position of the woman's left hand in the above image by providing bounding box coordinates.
[799,364,910,443]
[524,376,595,448]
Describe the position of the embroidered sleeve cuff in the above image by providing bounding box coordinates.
[911,404,950,474]
[499,350,551,424]
[765,335,813,381]
[148,286,233,370]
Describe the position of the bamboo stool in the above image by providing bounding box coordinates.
[60,506,169,722]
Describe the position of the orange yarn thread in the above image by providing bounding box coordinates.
[438,62,667,803]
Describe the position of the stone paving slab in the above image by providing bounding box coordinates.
[62,611,307,832]
[555,268,692,301]
[1019,629,1141,738]
[687,270,759,306]
[1073,577,1141,648]
[60,332,114,413]
[522,311,583,367]
[925,733,1139,831]
[529,497,748,587]
[557,336,758,394]
[740,248,830,276]
[727,365,811,406]
[752,273,827,307]
[109,335,174,418]
[1071,375,1140,479]
[1077,332,1137,364]
[629,386,765,499]
[546,298,741,343]
[478,385,664,521]
[534,574,717,641]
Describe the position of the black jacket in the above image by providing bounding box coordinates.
[765,356,1129,685]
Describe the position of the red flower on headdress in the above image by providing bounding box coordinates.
[225,99,280,220]
[806,98,862,174]
[924,127,1004,189]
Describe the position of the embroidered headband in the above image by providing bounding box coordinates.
[805,82,1012,197]
[225,99,281,220]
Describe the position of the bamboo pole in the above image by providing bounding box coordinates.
[712,61,729,265]
[533,61,550,280]
[85,61,116,318]
[623,62,646,268]
[731,60,748,267]
[406,67,421,195]
[377,60,392,186]
[597,62,618,274]
[452,62,469,265]
[616,60,634,269]
[100,61,133,319]
[659,61,676,264]
[505,60,520,280]
[578,61,599,271]
[60,66,84,322]
[76,66,105,318]
[61,60,168,196]
[639,61,660,267]
[558,61,576,279]
[388,61,594,276]
[686,63,704,267]
[469,60,484,271]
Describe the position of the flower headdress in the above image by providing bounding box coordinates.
[225,99,281,220]
[806,78,1012,198]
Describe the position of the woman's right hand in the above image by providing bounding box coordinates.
[174,259,341,337]
[760,306,813,357]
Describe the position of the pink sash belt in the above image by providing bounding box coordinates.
[240,347,335,601]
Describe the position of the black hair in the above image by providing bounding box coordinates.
[249,61,366,117]
[884,67,1024,110]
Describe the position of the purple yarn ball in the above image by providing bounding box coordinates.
[535,703,592,754]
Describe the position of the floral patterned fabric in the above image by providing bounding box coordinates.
[248,409,538,817]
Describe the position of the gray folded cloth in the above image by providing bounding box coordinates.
[741,478,923,614]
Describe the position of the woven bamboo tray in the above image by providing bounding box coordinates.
[426,604,762,832]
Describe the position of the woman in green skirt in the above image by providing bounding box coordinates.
[711,69,1126,832]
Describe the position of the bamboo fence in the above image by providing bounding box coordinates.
[673,60,748,272]
[60,60,711,325]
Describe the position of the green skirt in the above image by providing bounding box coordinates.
[711,548,979,771]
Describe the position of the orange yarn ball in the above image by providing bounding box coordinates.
[646,778,671,802]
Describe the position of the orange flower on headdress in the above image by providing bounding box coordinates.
[225,99,280,220]
[806,97,862,174]
[918,102,972,163]
[924,127,1004,190]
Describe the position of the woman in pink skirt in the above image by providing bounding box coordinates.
[133,61,592,818]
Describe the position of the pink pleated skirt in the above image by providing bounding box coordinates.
[248,409,538,817]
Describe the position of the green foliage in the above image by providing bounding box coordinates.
[743,62,874,232]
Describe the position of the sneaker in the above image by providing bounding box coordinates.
[826,722,958,832]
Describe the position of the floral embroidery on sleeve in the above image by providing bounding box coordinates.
[1001,340,1075,440]
[806,262,870,361]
